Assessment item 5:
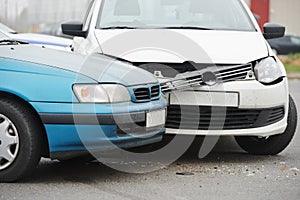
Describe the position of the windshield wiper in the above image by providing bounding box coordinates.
[162,26,212,30]
[0,39,28,45]
[100,26,213,30]
[100,26,138,30]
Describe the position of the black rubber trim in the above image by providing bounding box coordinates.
[49,132,163,160]
[40,112,146,125]
[166,105,285,130]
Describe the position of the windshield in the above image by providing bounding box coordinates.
[98,0,255,31]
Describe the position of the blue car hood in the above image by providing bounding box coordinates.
[0,45,157,86]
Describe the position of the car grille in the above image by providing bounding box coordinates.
[216,64,253,82]
[131,84,161,102]
[161,64,253,93]
[166,105,285,130]
[151,85,160,98]
[133,88,150,101]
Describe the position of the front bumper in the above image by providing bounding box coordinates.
[166,78,289,137]
[30,98,166,159]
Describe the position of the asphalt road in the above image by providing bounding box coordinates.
[1,80,300,200]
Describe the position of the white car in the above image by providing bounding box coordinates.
[62,0,298,155]
[0,22,72,50]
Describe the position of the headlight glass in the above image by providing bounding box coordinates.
[73,84,131,103]
[254,57,285,84]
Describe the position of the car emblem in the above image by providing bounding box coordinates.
[202,71,218,86]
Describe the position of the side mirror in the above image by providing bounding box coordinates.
[263,23,285,39]
[62,23,88,38]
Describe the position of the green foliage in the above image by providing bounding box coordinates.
[284,64,300,73]
[287,53,300,60]
[280,53,300,73]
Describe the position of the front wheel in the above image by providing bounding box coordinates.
[235,95,298,155]
[0,98,42,182]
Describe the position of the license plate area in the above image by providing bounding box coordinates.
[146,109,166,128]
[170,91,239,107]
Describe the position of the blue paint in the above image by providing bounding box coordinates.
[30,98,166,114]
[0,52,166,157]
[45,124,164,153]
[0,57,95,102]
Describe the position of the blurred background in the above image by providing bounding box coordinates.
[0,0,299,36]
[0,0,299,74]
[245,0,300,35]
[0,0,91,36]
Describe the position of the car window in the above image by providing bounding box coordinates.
[97,0,255,31]
[291,36,300,45]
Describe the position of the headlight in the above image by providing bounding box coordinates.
[73,84,131,103]
[254,57,285,84]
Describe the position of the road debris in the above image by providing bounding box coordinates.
[289,167,300,172]
[176,172,195,176]
[246,173,255,177]
[280,167,286,171]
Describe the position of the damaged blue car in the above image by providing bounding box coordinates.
[0,32,166,182]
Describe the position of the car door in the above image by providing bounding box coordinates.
[268,36,290,55]
[289,36,300,54]
[277,36,294,55]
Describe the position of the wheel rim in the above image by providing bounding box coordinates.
[0,114,19,170]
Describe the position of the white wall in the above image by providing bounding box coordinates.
[270,0,300,36]
[0,0,91,32]
[1,0,299,36]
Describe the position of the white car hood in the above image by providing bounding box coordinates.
[95,29,269,64]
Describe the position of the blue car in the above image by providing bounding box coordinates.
[0,32,166,182]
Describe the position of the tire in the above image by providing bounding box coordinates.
[235,95,298,155]
[0,98,42,182]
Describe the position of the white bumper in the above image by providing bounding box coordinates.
[166,78,289,137]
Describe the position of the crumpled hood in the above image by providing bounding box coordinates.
[95,29,269,64]
[0,45,158,86]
